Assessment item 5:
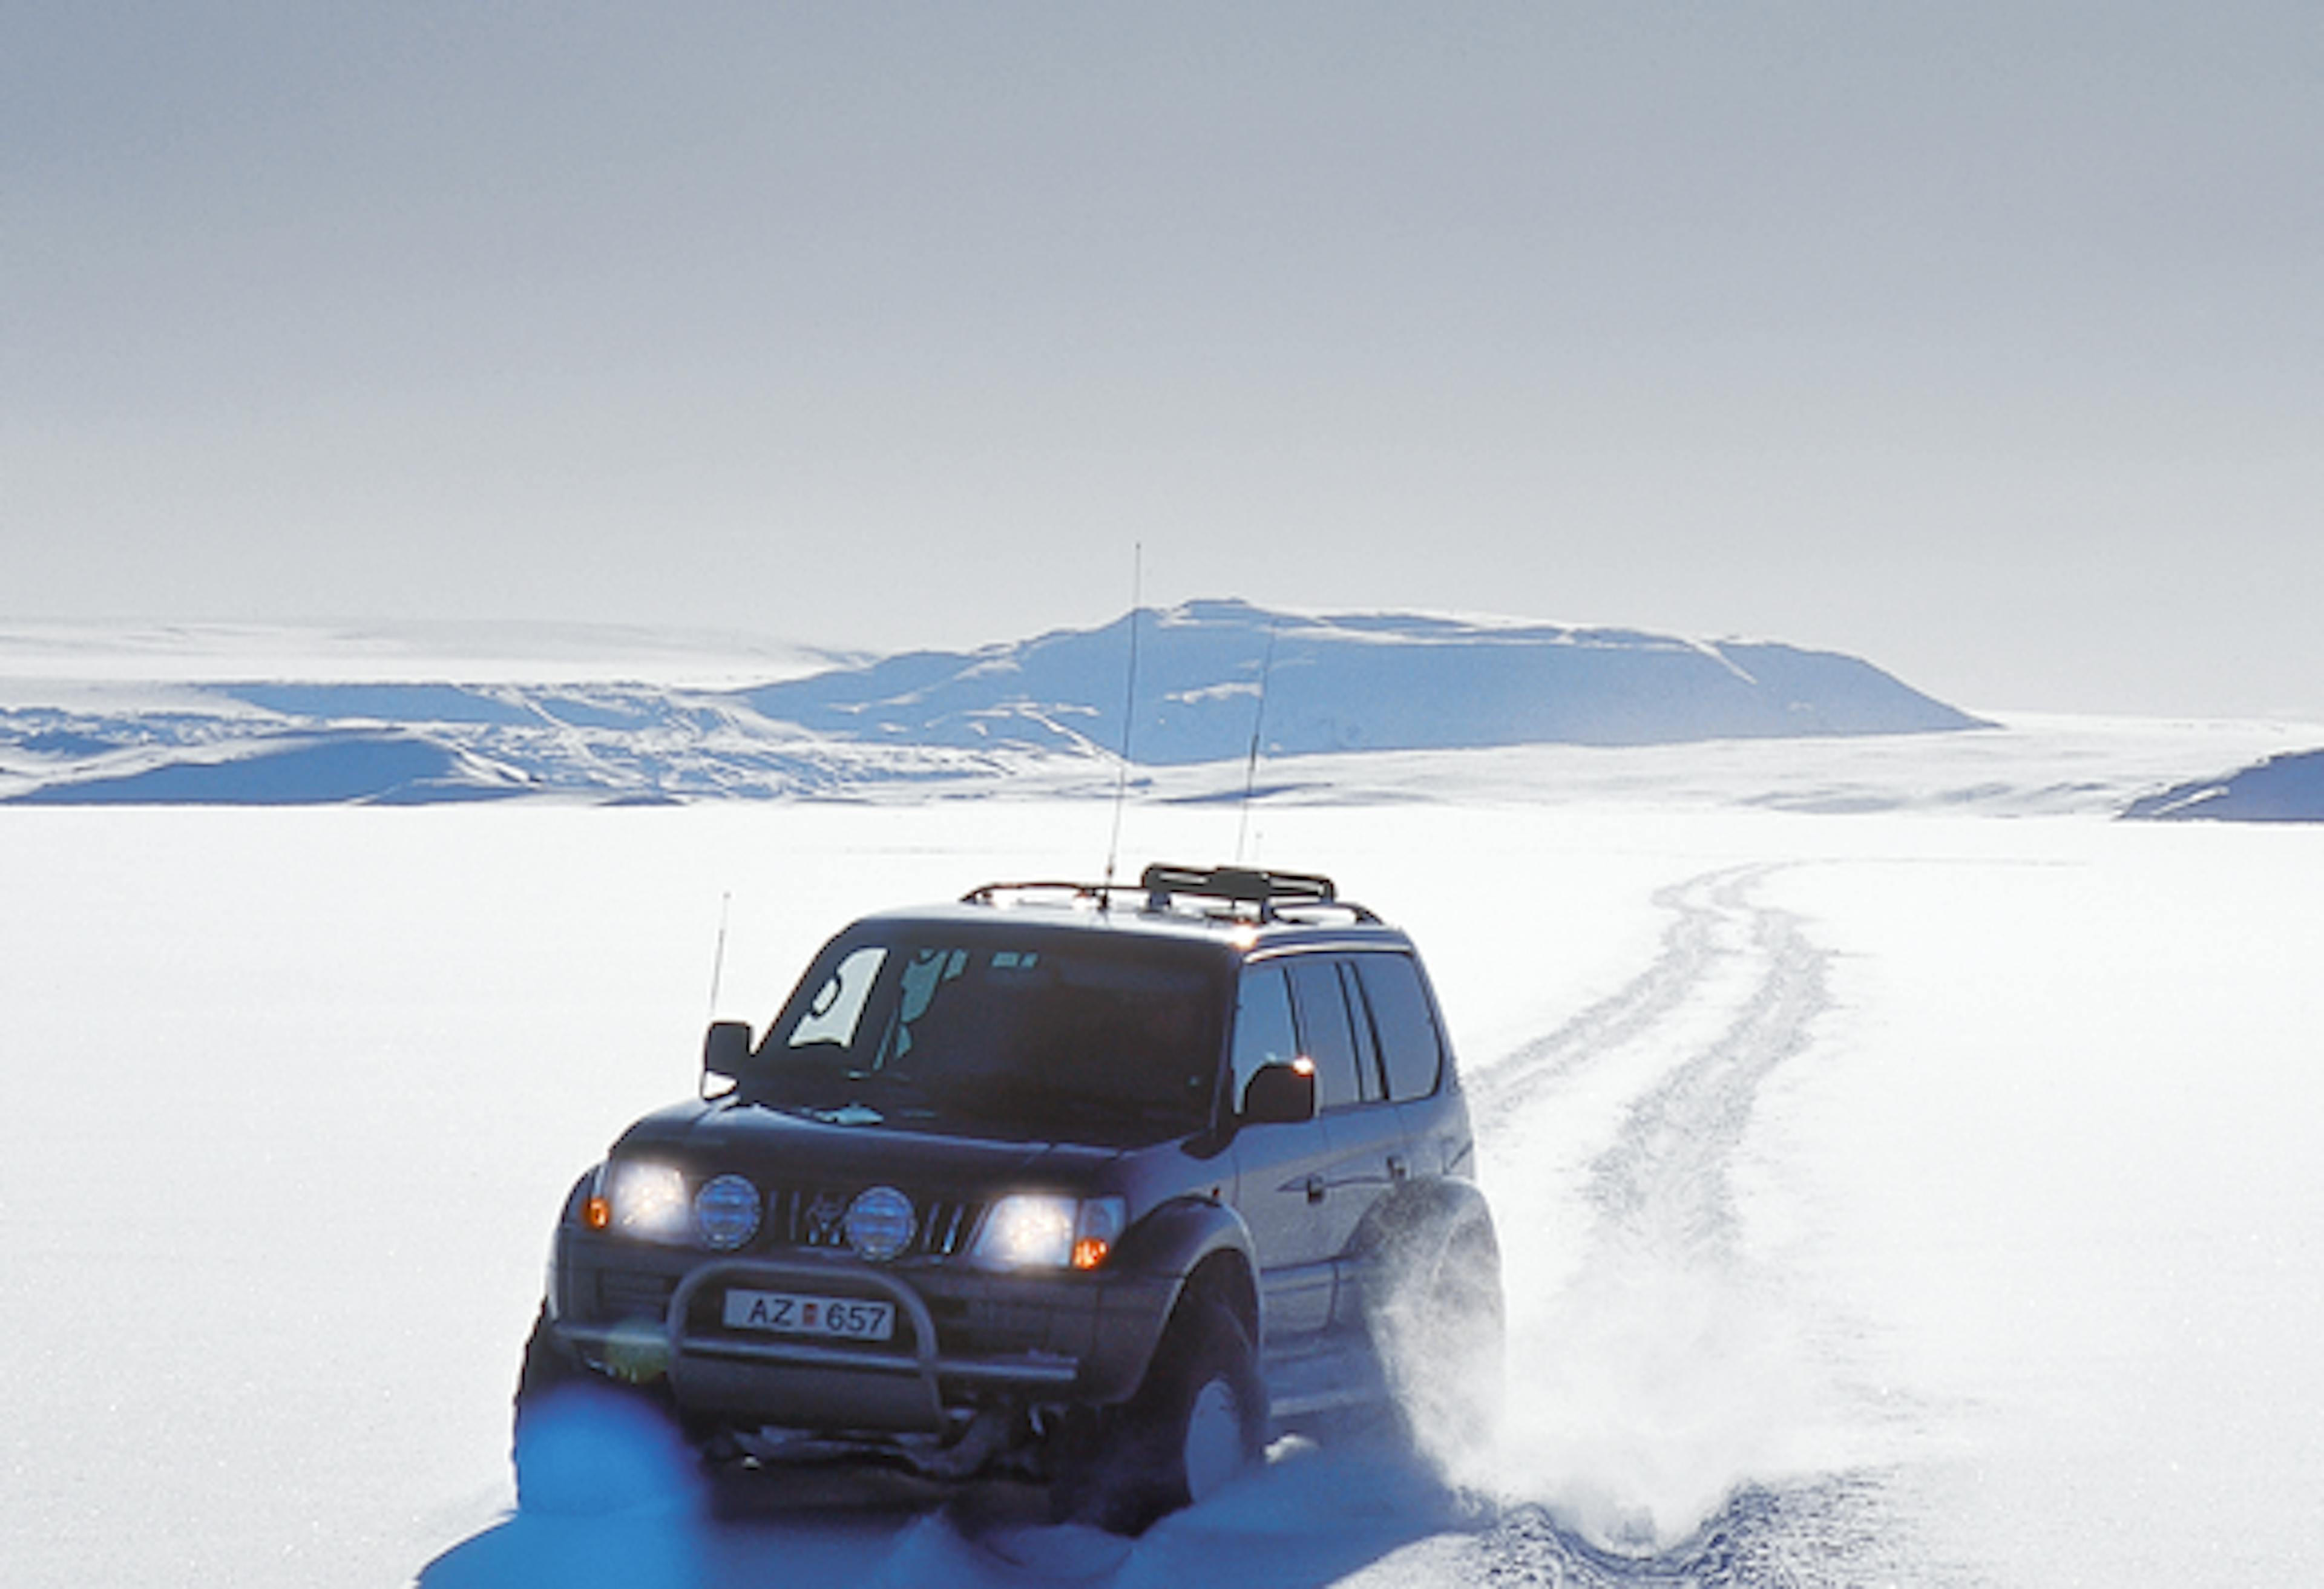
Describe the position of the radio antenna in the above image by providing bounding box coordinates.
[706,890,733,1015]
[1101,545,1144,900]
[1233,617,1279,866]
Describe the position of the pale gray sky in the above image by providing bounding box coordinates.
[6,3,2319,717]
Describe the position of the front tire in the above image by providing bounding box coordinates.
[1059,1295,1265,1535]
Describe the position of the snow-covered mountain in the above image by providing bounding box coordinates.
[0,683,1011,805]
[738,600,1987,762]
[2124,745,2324,822]
[0,603,1987,805]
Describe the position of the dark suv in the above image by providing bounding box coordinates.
[518,863,1501,1531]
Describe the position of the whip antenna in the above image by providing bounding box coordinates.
[706,891,732,1015]
[1101,545,1144,898]
[1233,617,1279,866]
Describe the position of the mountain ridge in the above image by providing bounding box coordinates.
[1,601,1989,804]
[737,598,1988,764]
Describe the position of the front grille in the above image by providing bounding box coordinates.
[920,1197,977,1257]
[762,1185,980,1259]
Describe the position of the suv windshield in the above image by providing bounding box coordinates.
[755,931,1229,1143]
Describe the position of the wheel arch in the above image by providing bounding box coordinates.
[1178,1246,1259,1348]
[1356,1175,1500,1270]
[1082,1197,1258,1403]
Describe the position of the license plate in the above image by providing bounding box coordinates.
[722,1288,896,1342]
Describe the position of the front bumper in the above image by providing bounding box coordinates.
[550,1229,1173,1433]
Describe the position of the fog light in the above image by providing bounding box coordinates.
[602,1319,671,1383]
[845,1186,916,1262]
[694,1175,762,1251]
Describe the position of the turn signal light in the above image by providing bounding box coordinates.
[1071,1237,1111,1270]
[583,1195,611,1231]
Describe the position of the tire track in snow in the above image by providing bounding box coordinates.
[1459,868,1934,1589]
[1581,870,1829,1268]
[1471,868,1754,1119]
[1471,1472,1931,1589]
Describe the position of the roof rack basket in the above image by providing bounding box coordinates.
[1137,863,1377,923]
[962,865,1377,924]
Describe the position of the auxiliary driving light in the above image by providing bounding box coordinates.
[844,1185,916,1262]
[694,1174,763,1251]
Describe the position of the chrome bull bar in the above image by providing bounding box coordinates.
[559,1256,1080,1432]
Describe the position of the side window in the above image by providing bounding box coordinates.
[1353,953,1443,1101]
[1287,958,1365,1111]
[1230,963,1299,1106]
[1336,960,1385,1102]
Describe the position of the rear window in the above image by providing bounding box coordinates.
[1352,952,1443,1101]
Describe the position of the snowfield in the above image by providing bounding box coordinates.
[4,750,2322,1585]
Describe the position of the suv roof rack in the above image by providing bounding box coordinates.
[1138,863,1379,923]
[960,863,1379,925]
[957,880,1109,908]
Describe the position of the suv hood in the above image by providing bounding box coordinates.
[609,1097,1125,1193]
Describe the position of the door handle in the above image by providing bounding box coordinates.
[1302,1175,1326,1205]
[1387,1155,1408,1182]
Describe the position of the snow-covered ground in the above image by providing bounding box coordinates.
[4,745,2321,1586]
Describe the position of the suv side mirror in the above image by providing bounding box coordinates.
[1241,1059,1317,1126]
[703,1020,753,1087]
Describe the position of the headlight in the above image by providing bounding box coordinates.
[971,1194,1126,1271]
[602,1159,689,1243]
